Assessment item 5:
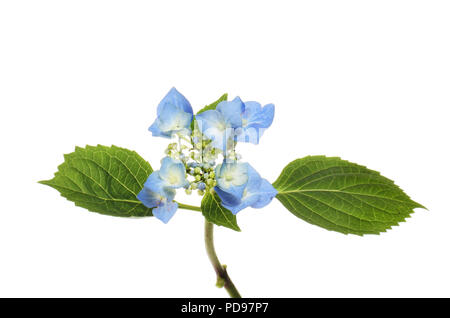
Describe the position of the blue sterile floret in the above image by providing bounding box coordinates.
[214,162,277,215]
[158,157,190,189]
[196,97,275,151]
[149,87,193,138]
[195,97,244,152]
[138,87,277,223]
[136,173,178,224]
[137,156,188,223]
[236,101,275,144]
[214,162,249,205]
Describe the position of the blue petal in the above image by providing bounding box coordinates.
[148,120,172,138]
[196,110,235,151]
[157,87,193,116]
[235,126,261,144]
[216,97,244,128]
[236,103,275,144]
[196,110,226,133]
[150,103,193,138]
[241,101,262,118]
[245,164,263,191]
[215,186,242,207]
[221,195,259,215]
[243,102,275,129]
[159,157,178,175]
[141,172,176,200]
[219,164,261,214]
[159,104,193,133]
[209,128,236,152]
[203,127,227,148]
[159,157,189,188]
[137,172,176,208]
[215,162,248,199]
[250,179,278,209]
[137,187,162,208]
[152,201,178,224]
[143,172,165,193]
[219,164,277,214]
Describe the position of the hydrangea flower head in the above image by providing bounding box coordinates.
[138,88,277,223]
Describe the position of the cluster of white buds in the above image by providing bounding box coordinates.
[185,162,216,196]
[163,127,243,197]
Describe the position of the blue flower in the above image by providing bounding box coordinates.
[196,96,275,149]
[236,101,274,144]
[158,157,189,189]
[137,157,188,223]
[149,87,194,138]
[195,97,245,151]
[215,97,245,128]
[214,161,249,206]
[215,163,277,215]
[137,172,178,224]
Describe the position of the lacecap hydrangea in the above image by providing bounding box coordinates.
[137,87,277,223]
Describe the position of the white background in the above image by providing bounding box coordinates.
[1,1,449,298]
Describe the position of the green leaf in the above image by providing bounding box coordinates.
[201,191,240,231]
[273,156,425,235]
[39,145,154,217]
[191,93,228,130]
[196,93,228,115]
